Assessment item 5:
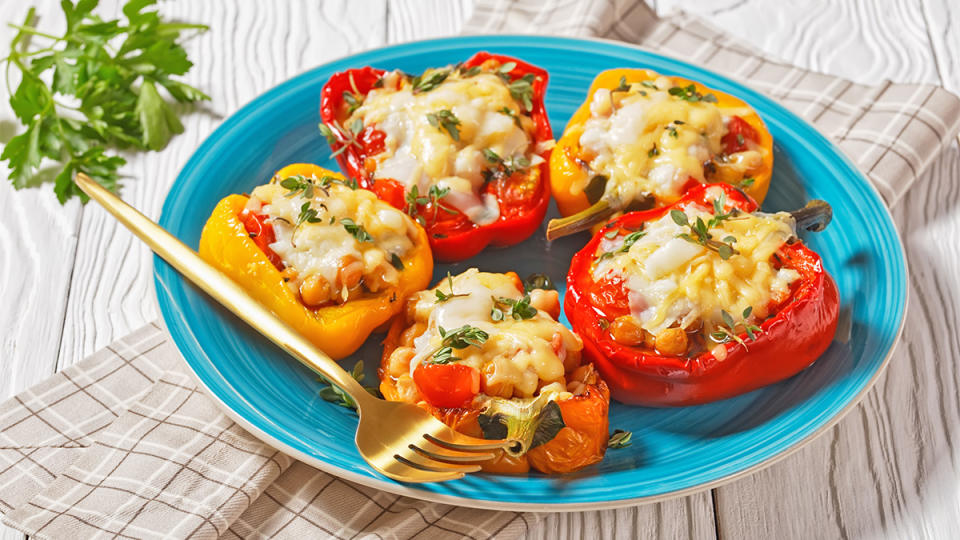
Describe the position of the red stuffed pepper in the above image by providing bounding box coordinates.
[320,52,553,262]
[565,183,838,406]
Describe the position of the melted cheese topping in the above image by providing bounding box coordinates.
[593,188,800,336]
[407,269,581,398]
[247,177,417,300]
[347,68,540,225]
[578,75,761,204]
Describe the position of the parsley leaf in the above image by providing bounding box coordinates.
[3,0,209,202]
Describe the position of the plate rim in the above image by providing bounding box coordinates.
[155,33,908,511]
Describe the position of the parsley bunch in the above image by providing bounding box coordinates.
[2,0,209,202]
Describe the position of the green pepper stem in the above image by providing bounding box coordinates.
[789,200,832,232]
[546,199,617,240]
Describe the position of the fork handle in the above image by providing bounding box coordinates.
[75,173,371,404]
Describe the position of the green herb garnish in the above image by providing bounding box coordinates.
[389,253,404,271]
[739,177,756,189]
[668,84,718,103]
[608,429,633,449]
[317,360,380,409]
[482,148,531,183]
[426,109,461,141]
[411,69,450,94]
[498,106,523,128]
[507,73,536,112]
[710,307,762,348]
[613,76,631,93]
[671,194,741,259]
[296,202,324,226]
[430,325,489,364]
[491,294,538,321]
[435,272,469,303]
[597,229,646,261]
[340,217,372,243]
[2,0,210,202]
[406,184,458,226]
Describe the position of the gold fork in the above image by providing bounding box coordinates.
[75,173,517,483]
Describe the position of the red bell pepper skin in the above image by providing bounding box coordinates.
[320,52,553,262]
[565,183,840,406]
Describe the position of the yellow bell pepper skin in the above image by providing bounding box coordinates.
[550,68,773,219]
[198,164,433,360]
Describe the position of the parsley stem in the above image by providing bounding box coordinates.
[6,24,65,42]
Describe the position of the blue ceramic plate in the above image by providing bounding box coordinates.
[155,36,906,510]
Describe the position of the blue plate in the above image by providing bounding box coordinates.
[155,36,906,510]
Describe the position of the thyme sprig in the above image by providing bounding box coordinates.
[482,148,530,183]
[318,119,364,157]
[435,272,469,303]
[490,294,537,321]
[596,229,646,261]
[608,429,633,449]
[406,184,458,226]
[711,307,762,348]
[426,109,461,141]
[430,325,489,364]
[411,69,450,94]
[671,194,741,260]
[668,84,718,103]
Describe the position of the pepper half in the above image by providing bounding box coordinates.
[565,183,838,406]
[320,52,553,262]
[547,69,774,239]
[379,270,610,474]
[198,163,433,360]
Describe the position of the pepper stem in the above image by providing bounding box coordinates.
[546,199,617,240]
[789,200,833,232]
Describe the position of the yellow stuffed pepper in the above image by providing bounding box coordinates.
[199,163,433,359]
[546,69,773,239]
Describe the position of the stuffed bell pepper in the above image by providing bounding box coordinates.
[320,52,553,262]
[380,269,610,474]
[565,183,838,406]
[547,69,774,239]
[199,163,433,359]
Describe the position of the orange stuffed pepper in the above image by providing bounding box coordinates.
[380,269,610,474]
[547,69,773,239]
[199,163,433,359]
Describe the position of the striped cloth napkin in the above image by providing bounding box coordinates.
[2,1,958,539]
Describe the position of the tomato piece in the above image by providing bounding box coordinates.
[359,126,387,158]
[588,274,631,319]
[370,178,407,210]
[722,116,759,154]
[413,363,480,408]
[239,210,283,270]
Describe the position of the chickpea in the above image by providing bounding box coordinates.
[481,363,514,399]
[530,289,561,320]
[654,327,689,356]
[299,274,331,307]
[609,316,646,346]
[337,254,364,290]
[386,347,415,377]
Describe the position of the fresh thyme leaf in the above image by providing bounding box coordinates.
[389,253,404,271]
[667,84,717,104]
[739,177,756,189]
[296,202,323,226]
[613,76,631,93]
[604,230,619,239]
[317,359,379,409]
[641,80,658,89]
[648,144,659,158]
[460,65,482,78]
[340,217,373,242]
[498,106,522,128]
[670,209,689,226]
[279,175,316,198]
[491,294,538,321]
[342,90,362,114]
[426,109,461,141]
[608,429,633,449]
[497,61,517,77]
[711,308,762,348]
[435,272,469,303]
[318,123,336,144]
[411,69,450,94]
[673,198,740,259]
[507,73,535,112]
[429,324,489,363]
[3,0,209,202]
[596,228,646,261]
[482,148,531,182]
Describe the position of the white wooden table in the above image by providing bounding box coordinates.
[2,1,958,538]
